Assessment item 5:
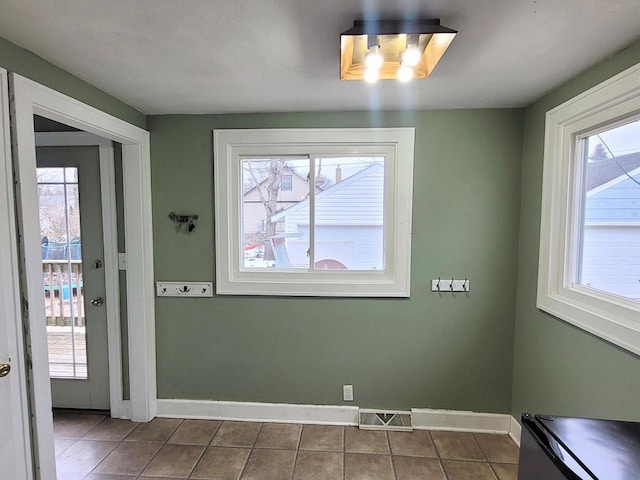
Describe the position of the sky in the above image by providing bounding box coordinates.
[591,117,640,157]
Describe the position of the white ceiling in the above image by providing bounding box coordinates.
[0,0,639,115]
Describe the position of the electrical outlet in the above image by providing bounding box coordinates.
[343,384,354,402]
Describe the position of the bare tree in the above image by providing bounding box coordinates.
[245,159,286,260]
[38,184,80,243]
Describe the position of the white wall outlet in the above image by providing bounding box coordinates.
[343,384,354,402]
[156,281,213,297]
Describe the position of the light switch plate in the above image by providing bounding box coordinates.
[156,282,213,297]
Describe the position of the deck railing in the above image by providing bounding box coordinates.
[43,260,85,327]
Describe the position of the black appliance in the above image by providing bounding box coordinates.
[518,413,640,479]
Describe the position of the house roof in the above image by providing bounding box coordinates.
[586,152,640,192]
[272,163,384,225]
[586,153,640,225]
[0,1,639,114]
[585,169,640,224]
[242,165,307,195]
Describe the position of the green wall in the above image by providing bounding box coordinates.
[0,35,145,128]
[149,110,523,412]
[11,27,640,418]
[511,39,640,420]
[1,33,143,401]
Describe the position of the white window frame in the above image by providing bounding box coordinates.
[538,61,640,355]
[214,128,415,297]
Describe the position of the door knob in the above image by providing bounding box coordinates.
[0,363,10,377]
[90,297,104,307]
[95,259,103,269]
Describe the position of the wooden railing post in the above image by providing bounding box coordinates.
[42,259,84,327]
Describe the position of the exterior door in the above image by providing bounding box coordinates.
[0,66,31,480]
[37,146,110,410]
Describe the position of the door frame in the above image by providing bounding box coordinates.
[10,74,156,479]
[36,132,123,414]
[0,67,32,480]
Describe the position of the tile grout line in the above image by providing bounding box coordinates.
[290,424,303,480]
[185,441,208,479]
[61,413,118,479]
[114,417,184,478]
[137,418,185,476]
[343,426,347,480]
[430,431,451,480]
[235,421,264,480]
[470,432,489,463]
[386,430,398,480]
[487,462,502,480]
[187,420,224,479]
[234,445,252,480]
[86,437,124,478]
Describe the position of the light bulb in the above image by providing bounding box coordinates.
[397,64,414,83]
[364,67,379,83]
[365,45,384,70]
[402,44,421,67]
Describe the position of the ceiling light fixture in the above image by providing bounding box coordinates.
[364,67,380,83]
[363,36,384,83]
[365,37,384,69]
[340,19,457,82]
[397,64,414,83]
[402,34,422,67]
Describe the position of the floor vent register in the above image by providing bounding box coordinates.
[358,409,413,431]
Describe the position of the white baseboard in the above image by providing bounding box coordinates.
[411,408,513,434]
[509,415,522,446]
[156,399,520,439]
[156,399,359,426]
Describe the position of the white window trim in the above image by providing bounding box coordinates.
[538,61,640,355]
[214,128,414,297]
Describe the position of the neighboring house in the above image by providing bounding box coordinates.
[583,152,640,300]
[271,163,384,269]
[242,166,310,240]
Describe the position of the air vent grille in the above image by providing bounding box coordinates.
[359,409,412,431]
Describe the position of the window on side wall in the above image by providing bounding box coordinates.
[538,62,640,354]
[213,128,415,297]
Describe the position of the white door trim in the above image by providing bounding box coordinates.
[0,67,33,480]
[10,74,155,479]
[35,132,125,418]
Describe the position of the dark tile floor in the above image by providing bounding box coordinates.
[53,411,520,479]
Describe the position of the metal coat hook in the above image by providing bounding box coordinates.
[431,276,470,293]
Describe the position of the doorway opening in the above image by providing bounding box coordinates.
[36,137,116,411]
[10,73,156,479]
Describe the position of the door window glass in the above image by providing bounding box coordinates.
[37,167,86,379]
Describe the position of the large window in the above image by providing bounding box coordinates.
[214,128,415,296]
[577,120,640,301]
[538,62,640,354]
